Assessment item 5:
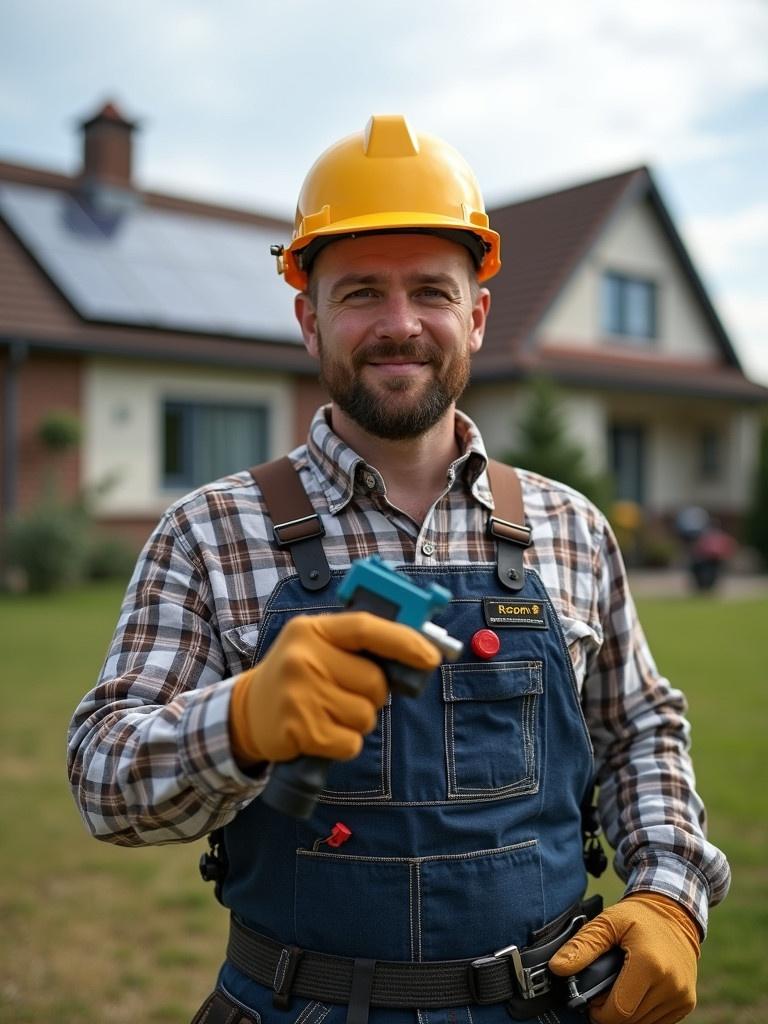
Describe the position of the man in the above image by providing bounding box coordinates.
[68,115,730,1024]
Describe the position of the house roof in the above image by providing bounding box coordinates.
[473,344,768,401]
[0,178,298,343]
[482,165,741,366]
[0,143,764,401]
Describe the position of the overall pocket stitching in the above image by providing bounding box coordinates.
[316,699,392,799]
[443,662,541,798]
[296,838,538,865]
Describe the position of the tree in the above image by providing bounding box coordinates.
[746,418,768,568]
[500,376,613,511]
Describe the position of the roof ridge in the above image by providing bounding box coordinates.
[489,165,647,213]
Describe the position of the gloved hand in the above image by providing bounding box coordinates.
[229,611,441,766]
[549,892,701,1024]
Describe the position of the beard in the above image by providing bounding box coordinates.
[317,334,472,440]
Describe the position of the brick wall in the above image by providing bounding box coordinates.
[16,352,83,510]
[294,375,328,445]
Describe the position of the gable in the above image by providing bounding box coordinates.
[538,193,725,363]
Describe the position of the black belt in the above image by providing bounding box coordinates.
[226,895,605,1019]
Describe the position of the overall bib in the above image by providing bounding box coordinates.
[212,560,595,1024]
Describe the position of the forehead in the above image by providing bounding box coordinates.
[311,232,474,286]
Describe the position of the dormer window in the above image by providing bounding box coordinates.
[601,271,657,341]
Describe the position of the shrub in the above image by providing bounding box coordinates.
[3,502,91,592]
[37,410,82,453]
[86,534,137,583]
[2,503,136,593]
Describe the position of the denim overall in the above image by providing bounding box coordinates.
[216,562,594,1024]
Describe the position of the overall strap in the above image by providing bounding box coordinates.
[486,460,532,592]
[250,456,529,594]
[250,457,331,591]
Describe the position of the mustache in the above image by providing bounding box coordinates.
[352,341,442,369]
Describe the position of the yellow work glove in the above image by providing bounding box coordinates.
[229,611,441,766]
[549,892,701,1024]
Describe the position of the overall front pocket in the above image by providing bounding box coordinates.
[442,660,542,799]
[294,839,544,961]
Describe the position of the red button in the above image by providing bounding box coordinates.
[471,629,500,660]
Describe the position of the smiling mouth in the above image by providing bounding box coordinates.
[366,361,430,375]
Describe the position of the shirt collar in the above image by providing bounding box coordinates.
[305,405,495,514]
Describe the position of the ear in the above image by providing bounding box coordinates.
[469,288,491,354]
[295,292,320,358]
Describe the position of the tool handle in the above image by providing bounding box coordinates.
[566,947,625,1010]
[372,656,430,698]
[261,654,427,818]
[262,755,331,819]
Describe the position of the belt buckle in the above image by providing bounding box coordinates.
[496,943,551,1001]
[468,943,551,1004]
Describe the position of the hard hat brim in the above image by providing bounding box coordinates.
[284,214,501,290]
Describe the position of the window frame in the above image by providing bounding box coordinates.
[600,270,658,342]
[161,397,270,491]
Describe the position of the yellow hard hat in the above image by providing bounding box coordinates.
[272,115,501,290]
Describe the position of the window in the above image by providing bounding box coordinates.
[609,424,646,504]
[698,427,723,481]
[601,272,657,340]
[163,400,269,490]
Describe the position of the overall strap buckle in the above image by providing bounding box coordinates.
[486,461,532,592]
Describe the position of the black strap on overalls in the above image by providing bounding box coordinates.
[250,457,331,591]
[250,456,531,594]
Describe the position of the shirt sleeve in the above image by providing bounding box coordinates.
[583,518,731,936]
[67,513,268,847]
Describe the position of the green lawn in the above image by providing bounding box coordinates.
[0,583,765,1023]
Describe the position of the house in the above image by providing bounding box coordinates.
[1,100,765,551]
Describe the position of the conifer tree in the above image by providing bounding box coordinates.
[746,419,768,567]
[501,376,613,510]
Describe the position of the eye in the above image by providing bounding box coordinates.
[342,287,378,301]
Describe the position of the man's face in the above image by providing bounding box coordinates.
[295,233,490,440]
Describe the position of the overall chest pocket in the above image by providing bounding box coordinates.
[318,692,392,802]
[442,660,542,799]
[226,612,393,804]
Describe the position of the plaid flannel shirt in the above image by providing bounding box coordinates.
[68,406,730,934]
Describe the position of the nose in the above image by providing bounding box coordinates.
[373,293,422,342]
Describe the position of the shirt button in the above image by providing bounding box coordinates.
[422,541,435,556]
[364,473,376,489]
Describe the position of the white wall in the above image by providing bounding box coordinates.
[463,383,760,513]
[461,385,607,474]
[83,358,295,517]
[539,196,722,362]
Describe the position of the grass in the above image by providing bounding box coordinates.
[1,582,766,1022]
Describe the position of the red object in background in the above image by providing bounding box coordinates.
[471,629,501,660]
[692,528,736,561]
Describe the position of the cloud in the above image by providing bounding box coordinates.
[717,291,768,385]
[685,204,768,276]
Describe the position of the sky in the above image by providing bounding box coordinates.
[1,0,767,383]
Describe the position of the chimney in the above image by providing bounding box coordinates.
[76,99,140,220]
[79,99,138,187]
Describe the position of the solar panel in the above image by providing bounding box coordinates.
[0,182,300,341]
